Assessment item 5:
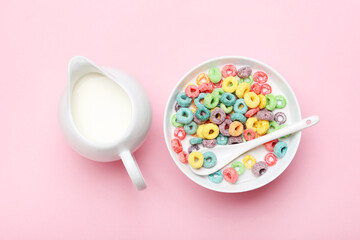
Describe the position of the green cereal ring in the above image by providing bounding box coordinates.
[176,92,192,107]
[204,94,220,109]
[220,103,233,114]
[213,88,225,97]
[238,78,244,84]
[275,95,287,109]
[195,105,211,121]
[242,75,254,86]
[171,114,184,127]
[184,121,198,135]
[267,120,280,134]
[208,67,222,83]
[190,137,203,145]
[231,161,245,175]
[216,134,228,145]
[220,92,236,106]
[265,94,277,111]
[230,112,246,124]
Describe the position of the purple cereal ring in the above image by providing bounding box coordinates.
[175,102,182,112]
[188,144,200,153]
[251,161,268,176]
[203,139,217,148]
[193,112,205,124]
[237,66,252,78]
[228,136,243,145]
[219,119,232,136]
[274,112,287,125]
[255,109,274,121]
[210,107,226,125]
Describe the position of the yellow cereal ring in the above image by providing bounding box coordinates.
[246,117,258,132]
[197,125,205,138]
[222,77,238,93]
[196,73,210,85]
[243,155,256,169]
[235,82,251,98]
[244,92,260,108]
[254,120,270,135]
[258,94,266,109]
[202,123,219,139]
[188,151,204,169]
[229,121,244,136]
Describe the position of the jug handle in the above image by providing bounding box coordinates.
[119,150,146,190]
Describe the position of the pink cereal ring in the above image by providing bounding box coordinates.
[245,107,260,118]
[223,167,238,183]
[264,139,279,152]
[198,82,214,93]
[170,138,183,153]
[251,83,262,95]
[185,85,200,98]
[244,128,256,141]
[221,64,237,78]
[261,83,272,95]
[174,127,186,140]
[212,79,223,88]
[253,71,268,83]
[264,153,277,166]
[178,151,188,164]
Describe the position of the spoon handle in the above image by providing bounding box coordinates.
[239,115,320,152]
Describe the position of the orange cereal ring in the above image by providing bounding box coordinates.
[229,121,244,136]
[196,73,210,85]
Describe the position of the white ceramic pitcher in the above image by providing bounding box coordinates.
[59,56,152,190]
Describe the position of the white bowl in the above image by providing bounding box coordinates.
[163,56,302,193]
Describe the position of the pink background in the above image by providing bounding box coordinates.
[1,0,359,239]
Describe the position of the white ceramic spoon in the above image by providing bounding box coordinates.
[190,115,320,176]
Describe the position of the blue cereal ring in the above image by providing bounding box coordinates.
[194,93,207,107]
[203,151,217,168]
[176,108,193,124]
[230,112,246,124]
[190,137,203,145]
[184,121,198,135]
[274,141,288,158]
[216,134,228,145]
[195,105,211,121]
[208,170,223,184]
[221,92,236,106]
[234,99,248,114]
[176,92,192,107]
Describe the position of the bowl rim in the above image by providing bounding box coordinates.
[163,56,302,193]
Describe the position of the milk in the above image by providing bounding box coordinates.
[71,73,132,144]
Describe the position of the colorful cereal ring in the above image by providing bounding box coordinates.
[267,120,280,134]
[254,120,270,135]
[230,112,246,124]
[231,161,245,175]
[229,121,244,136]
[184,121,198,135]
[275,95,287,109]
[210,107,226,125]
[208,170,223,184]
[265,94,276,111]
[228,136,243,144]
[242,75,254,85]
[244,92,260,108]
[202,139,217,148]
[252,161,268,176]
[198,82,213,93]
[274,112,287,125]
[196,73,210,85]
[221,92,236,106]
[253,71,268,83]
[261,84,272,95]
[219,119,232,136]
[178,151,188,164]
[208,67,222,83]
[220,103,233,114]
[204,94,220,109]
[235,82,251,98]
[170,138,183,153]
[188,144,200,154]
[171,114,184,127]
[203,151,217,168]
[223,167,238,183]
[264,139,279,152]
[245,117,258,132]
[274,141,288,158]
[185,84,200,98]
[176,107,194,124]
[243,155,256,169]
[176,92,192,107]
[264,153,277,166]
[174,127,186,140]
[202,123,219,139]
[213,88,225,97]
[251,83,262,95]
[222,77,238,93]
[221,64,237,77]
[237,66,252,78]
[258,94,266,109]
[188,151,204,169]
[245,107,260,118]
[195,105,211,121]
[233,99,248,114]
[190,137,203,145]
[212,79,223,88]
[216,134,228,145]
[194,93,207,107]
[244,128,256,141]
